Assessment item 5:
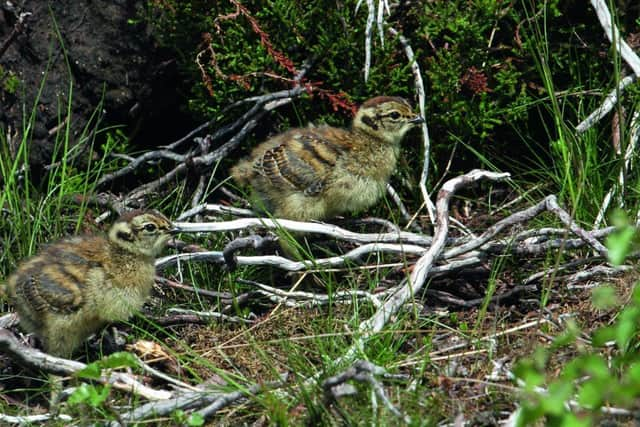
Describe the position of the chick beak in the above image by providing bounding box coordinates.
[168,224,182,235]
[409,115,425,125]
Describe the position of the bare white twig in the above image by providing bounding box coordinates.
[0,313,18,329]
[157,243,428,272]
[564,264,630,287]
[388,26,436,224]
[445,195,609,259]
[159,248,483,282]
[576,74,636,133]
[0,329,172,400]
[577,0,640,133]
[166,308,253,324]
[177,203,255,221]
[545,196,609,256]
[595,110,640,226]
[323,360,410,423]
[0,413,73,424]
[193,375,288,421]
[111,376,287,426]
[361,0,374,81]
[386,183,414,226]
[239,278,394,309]
[356,170,510,338]
[171,218,433,246]
[133,355,201,392]
[590,0,640,76]
[355,0,390,81]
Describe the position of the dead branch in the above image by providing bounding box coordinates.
[238,278,396,308]
[222,234,278,270]
[0,313,19,329]
[111,375,287,426]
[445,195,609,259]
[0,413,73,425]
[354,170,510,341]
[0,329,172,400]
[355,0,375,81]
[576,0,640,133]
[590,0,640,76]
[426,284,539,308]
[165,308,253,324]
[193,375,287,420]
[576,75,636,133]
[595,110,640,226]
[157,242,429,272]
[177,203,255,220]
[323,360,410,423]
[385,183,415,228]
[388,26,436,224]
[156,276,236,303]
[159,247,484,281]
[0,5,31,60]
[97,87,307,200]
[171,217,433,246]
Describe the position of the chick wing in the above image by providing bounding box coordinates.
[8,240,100,315]
[253,128,348,196]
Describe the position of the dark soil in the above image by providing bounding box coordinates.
[0,1,189,180]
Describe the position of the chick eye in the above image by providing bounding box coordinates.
[144,223,158,232]
[389,111,401,119]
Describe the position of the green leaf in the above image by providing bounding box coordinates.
[551,320,579,349]
[591,286,619,309]
[68,383,91,405]
[100,351,139,369]
[187,413,205,426]
[605,226,635,265]
[577,379,604,409]
[615,306,640,350]
[627,363,640,387]
[591,325,616,347]
[76,351,139,380]
[558,412,592,427]
[67,383,110,408]
[544,381,573,414]
[513,359,545,390]
[87,384,111,407]
[76,362,102,380]
[580,355,608,379]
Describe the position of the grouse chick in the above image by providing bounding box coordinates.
[3,210,179,357]
[231,96,424,221]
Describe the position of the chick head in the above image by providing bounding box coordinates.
[353,96,424,144]
[108,210,179,257]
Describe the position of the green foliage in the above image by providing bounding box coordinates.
[515,286,640,423]
[514,1,640,222]
[144,0,536,167]
[68,383,111,408]
[0,122,121,279]
[0,64,21,95]
[171,409,205,426]
[605,209,639,265]
[420,0,529,145]
[141,0,638,220]
[65,352,141,421]
[75,351,139,379]
[512,225,640,424]
[512,206,640,423]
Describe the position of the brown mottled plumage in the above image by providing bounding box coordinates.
[231,96,424,221]
[3,210,179,357]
